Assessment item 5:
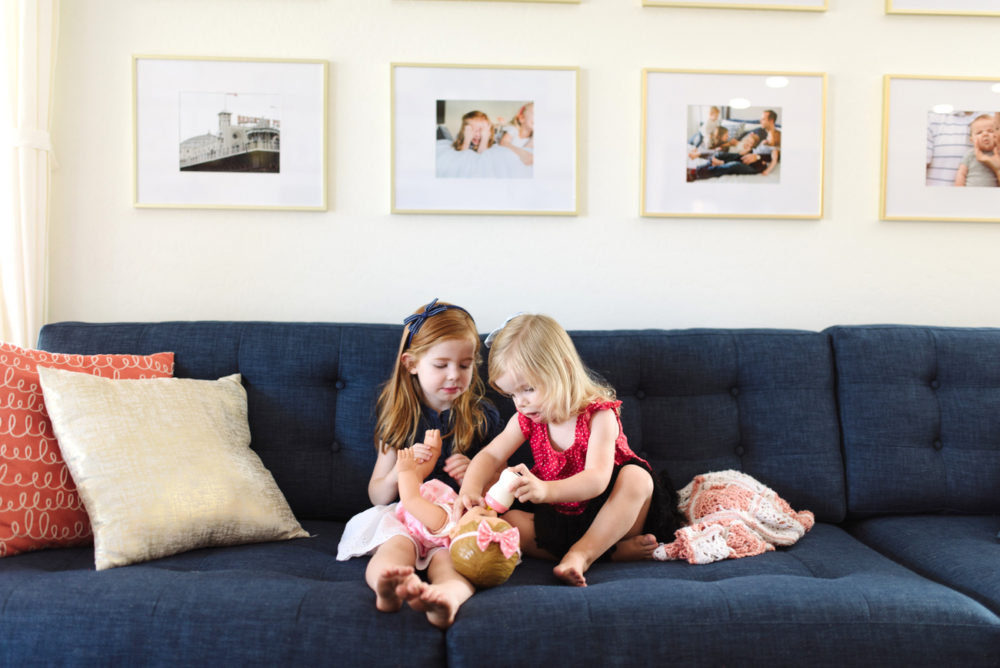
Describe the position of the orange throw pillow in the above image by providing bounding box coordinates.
[0,342,174,558]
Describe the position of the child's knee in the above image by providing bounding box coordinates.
[614,465,654,499]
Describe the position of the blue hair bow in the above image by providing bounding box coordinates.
[403,298,471,349]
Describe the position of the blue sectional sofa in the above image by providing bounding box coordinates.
[2,321,998,666]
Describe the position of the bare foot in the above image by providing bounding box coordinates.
[375,566,417,612]
[400,581,459,629]
[553,551,590,587]
[610,533,658,562]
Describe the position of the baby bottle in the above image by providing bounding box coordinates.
[484,468,521,513]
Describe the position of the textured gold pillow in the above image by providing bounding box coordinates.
[36,367,309,570]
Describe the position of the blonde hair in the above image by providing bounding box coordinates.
[970,114,996,133]
[511,102,534,136]
[375,301,490,455]
[487,314,614,424]
[449,516,520,588]
[708,126,729,149]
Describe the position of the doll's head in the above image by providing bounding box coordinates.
[449,507,520,589]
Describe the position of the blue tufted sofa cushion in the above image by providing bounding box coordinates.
[562,329,846,522]
[37,321,404,521]
[828,325,1000,516]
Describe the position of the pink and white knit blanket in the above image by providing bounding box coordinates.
[653,470,814,565]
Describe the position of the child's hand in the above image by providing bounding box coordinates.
[509,463,548,504]
[409,442,431,463]
[443,453,471,483]
[474,119,491,153]
[975,144,1000,175]
[451,492,484,521]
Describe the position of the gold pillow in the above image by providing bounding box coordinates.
[36,367,309,570]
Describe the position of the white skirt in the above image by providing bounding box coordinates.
[336,504,446,570]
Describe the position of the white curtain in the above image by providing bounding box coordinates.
[1,0,59,347]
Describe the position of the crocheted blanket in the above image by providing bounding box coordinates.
[653,470,814,565]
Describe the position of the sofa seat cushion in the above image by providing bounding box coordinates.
[849,514,1000,615]
[450,524,1000,667]
[0,520,445,666]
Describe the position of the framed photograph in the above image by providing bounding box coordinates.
[643,0,826,10]
[881,75,1000,222]
[642,69,826,219]
[886,0,1000,16]
[133,56,328,210]
[392,63,578,215]
[434,0,579,3]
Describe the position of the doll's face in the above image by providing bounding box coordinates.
[451,506,497,537]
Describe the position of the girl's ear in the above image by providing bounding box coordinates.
[401,352,418,375]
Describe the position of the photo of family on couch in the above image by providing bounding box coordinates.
[686,105,781,183]
[435,99,534,179]
[926,110,1000,187]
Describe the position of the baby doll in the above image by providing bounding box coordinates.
[449,506,521,589]
[394,433,521,590]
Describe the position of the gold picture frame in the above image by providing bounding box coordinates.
[643,0,826,10]
[430,0,580,3]
[880,75,1000,222]
[886,0,1000,16]
[133,55,328,211]
[391,63,579,216]
[642,69,826,219]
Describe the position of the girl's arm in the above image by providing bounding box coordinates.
[509,410,617,505]
[455,415,526,512]
[368,434,437,505]
[368,447,400,505]
[397,448,449,533]
[762,148,779,176]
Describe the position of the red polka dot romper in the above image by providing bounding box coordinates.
[517,400,649,516]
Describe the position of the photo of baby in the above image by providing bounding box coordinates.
[685,105,781,183]
[926,110,1000,187]
[435,100,534,179]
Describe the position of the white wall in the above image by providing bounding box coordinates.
[48,0,1000,332]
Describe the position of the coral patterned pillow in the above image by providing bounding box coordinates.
[0,342,174,558]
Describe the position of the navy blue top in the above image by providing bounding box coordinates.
[419,400,503,490]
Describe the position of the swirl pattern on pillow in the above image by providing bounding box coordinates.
[0,342,174,558]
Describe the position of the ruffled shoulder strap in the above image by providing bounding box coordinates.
[583,399,622,419]
[516,411,534,439]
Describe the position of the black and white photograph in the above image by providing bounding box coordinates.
[133,56,326,210]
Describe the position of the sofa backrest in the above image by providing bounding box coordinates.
[559,329,845,522]
[38,322,847,523]
[38,321,401,521]
[828,325,1000,516]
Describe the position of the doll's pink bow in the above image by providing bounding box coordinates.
[476,520,521,559]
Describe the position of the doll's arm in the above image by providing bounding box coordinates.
[367,429,442,505]
[397,448,449,533]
